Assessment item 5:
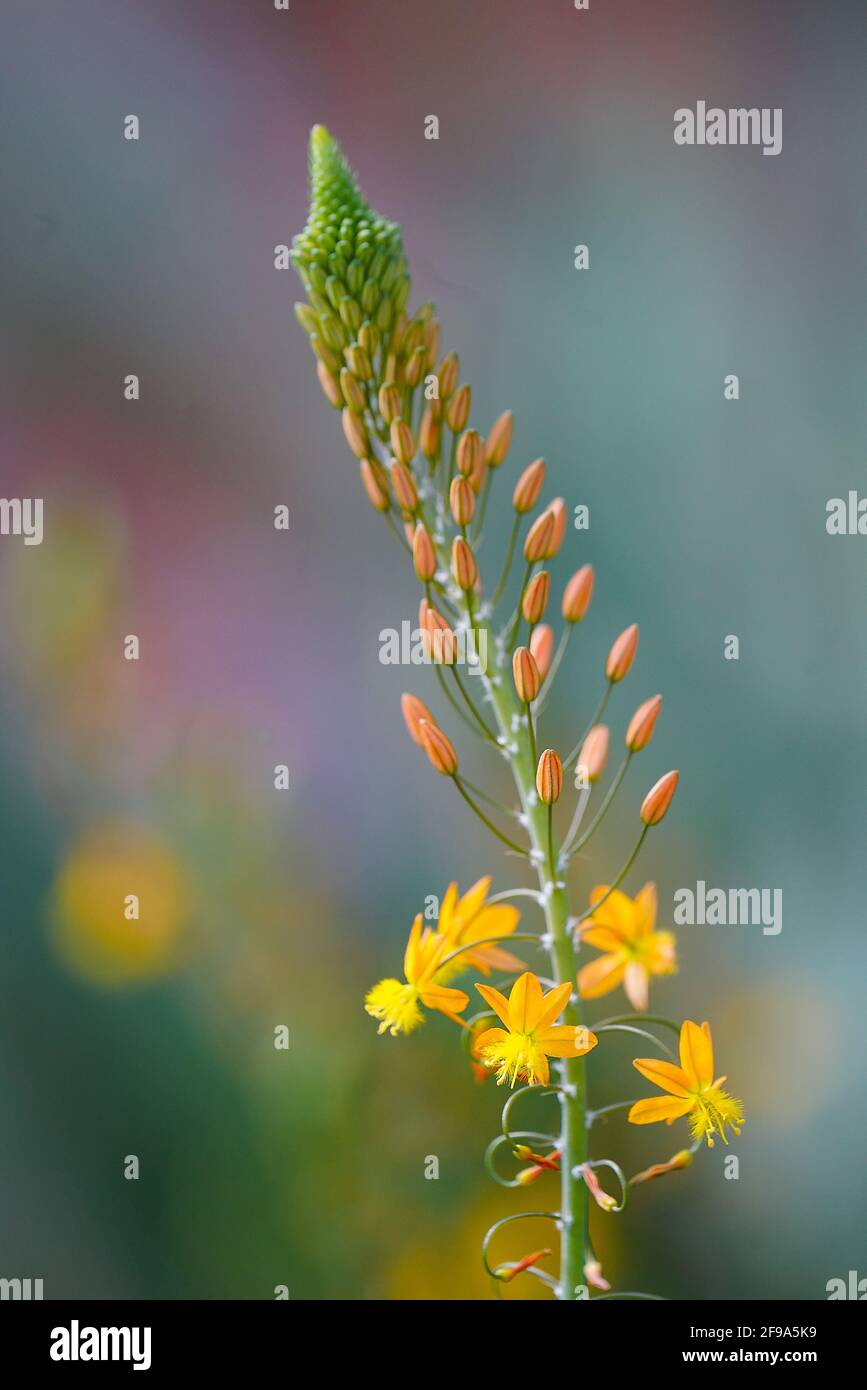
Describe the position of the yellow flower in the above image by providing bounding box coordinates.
[474,971,598,1087]
[629,1019,744,1147]
[365,915,469,1036]
[577,882,676,1012]
[435,876,525,981]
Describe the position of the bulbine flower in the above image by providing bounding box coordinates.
[365,915,469,1036]
[578,882,676,1012]
[629,1019,744,1146]
[434,877,525,978]
[474,971,598,1087]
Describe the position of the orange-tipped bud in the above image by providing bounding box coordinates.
[513,458,546,514]
[316,360,342,408]
[437,351,459,399]
[469,453,487,494]
[419,407,441,462]
[516,1149,561,1185]
[400,693,437,746]
[359,458,390,512]
[545,498,567,556]
[577,725,609,783]
[640,769,679,826]
[630,1149,693,1187]
[421,602,458,665]
[404,345,426,388]
[513,647,542,703]
[449,476,476,527]
[456,428,483,479]
[400,320,424,357]
[391,460,418,513]
[626,694,662,752]
[530,624,554,680]
[451,536,478,591]
[606,622,639,682]
[485,409,514,468]
[536,748,563,804]
[562,564,595,623]
[580,1164,618,1212]
[446,383,471,433]
[524,510,555,563]
[342,407,369,459]
[339,368,366,414]
[418,719,458,776]
[344,342,373,380]
[390,418,415,467]
[423,318,440,367]
[378,382,401,425]
[522,570,550,625]
[412,524,437,582]
[494,1249,552,1283]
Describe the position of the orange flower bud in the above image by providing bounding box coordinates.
[577,725,609,783]
[562,564,595,623]
[400,319,423,356]
[316,360,342,408]
[630,1149,693,1187]
[451,536,478,591]
[390,460,418,513]
[342,407,369,459]
[469,452,487,494]
[580,1164,618,1211]
[545,498,567,556]
[456,429,483,479]
[626,694,662,752]
[640,769,679,826]
[584,1258,611,1292]
[524,510,555,563]
[359,458,390,512]
[449,476,476,527]
[404,344,426,388]
[344,342,373,380]
[390,418,415,467]
[606,622,639,682]
[639,772,680,822]
[485,409,513,468]
[339,367,366,414]
[378,382,401,425]
[516,1149,561,1184]
[536,748,563,804]
[418,719,458,776]
[421,602,457,665]
[530,623,554,680]
[412,524,437,582]
[494,1249,552,1283]
[419,407,441,462]
[436,351,459,399]
[446,383,471,433]
[522,570,550,625]
[400,692,437,746]
[512,458,546,514]
[513,647,542,703]
[423,318,440,367]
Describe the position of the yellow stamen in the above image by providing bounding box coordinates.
[364,979,423,1036]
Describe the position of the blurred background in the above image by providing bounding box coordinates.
[0,0,864,1299]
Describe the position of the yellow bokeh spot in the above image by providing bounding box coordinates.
[51,824,190,985]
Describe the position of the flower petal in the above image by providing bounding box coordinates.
[581,925,626,953]
[632,1056,693,1097]
[587,885,636,939]
[628,1096,693,1125]
[624,961,649,1012]
[680,1019,714,1088]
[455,875,492,925]
[475,981,512,1028]
[467,944,526,975]
[634,882,658,936]
[419,982,468,1015]
[578,954,626,1000]
[403,914,424,982]
[462,903,520,945]
[534,980,573,1032]
[472,1026,509,1052]
[508,971,544,1032]
[539,1025,598,1058]
[437,882,459,937]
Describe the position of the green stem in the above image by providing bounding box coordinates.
[452,777,530,857]
[492,513,521,606]
[563,683,613,771]
[567,752,633,858]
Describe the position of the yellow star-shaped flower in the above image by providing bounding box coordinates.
[629,1020,744,1147]
[578,882,676,1012]
[474,971,598,1087]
